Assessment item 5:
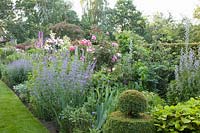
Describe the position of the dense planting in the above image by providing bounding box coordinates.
[1,0,200,132]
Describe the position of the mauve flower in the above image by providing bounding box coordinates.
[111,42,118,47]
[111,55,118,63]
[80,56,85,61]
[106,31,110,35]
[87,40,92,46]
[69,46,76,51]
[87,47,95,53]
[91,35,96,40]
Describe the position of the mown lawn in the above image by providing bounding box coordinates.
[0,81,49,133]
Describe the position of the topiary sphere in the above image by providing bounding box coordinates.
[118,90,147,117]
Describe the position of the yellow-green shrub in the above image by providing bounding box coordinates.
[152,97,200,132]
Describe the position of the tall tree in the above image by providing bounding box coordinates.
[6,0,79,43]
[107,0,146,35]
[81,0,108,27]
[0,0,14,37]
[147,13,185,43]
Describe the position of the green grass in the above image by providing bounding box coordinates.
[0,81,49,133]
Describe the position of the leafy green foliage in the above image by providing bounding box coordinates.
[152,97,200,132]
[147,13,185,43]
[103,111,155,133]
[142,91,166,112]
[115,30,147,54]
[59,106,92,133]
[81,0,108,26]
[108,0,146,35]
[118,90,147,117]
[13,82,29,103]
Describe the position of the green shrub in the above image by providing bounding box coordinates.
[59,106,92,133]
[103,111,155,133]
[142,91,166,112]
[13,82,29,103]
[118,90,147,117]
[152,97,200,132]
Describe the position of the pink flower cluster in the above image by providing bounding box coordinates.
[80,39,92,46]
[69,46,76,51]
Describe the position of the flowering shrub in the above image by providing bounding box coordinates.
[167,48,200,104]
[42,32,71,53]
[94,41,119,71]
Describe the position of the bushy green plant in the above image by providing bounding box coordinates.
[59,106,92,133]
[0,47,17,64]
[103,111,155,133]
[13,82,29,103]
[142,91,166,112]
[152,97,200,132]
[118,90,147,117]
[115,31,147,54]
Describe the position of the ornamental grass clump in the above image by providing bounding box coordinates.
[103,90,155,133]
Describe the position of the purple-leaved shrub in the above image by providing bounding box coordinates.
[167,48,200,104]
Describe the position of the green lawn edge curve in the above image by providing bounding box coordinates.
[0,81,49,133]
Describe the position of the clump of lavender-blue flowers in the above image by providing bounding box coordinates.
[30,49,95,120]
[167,48,200,104]
[2,59,32,87]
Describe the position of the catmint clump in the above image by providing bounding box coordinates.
[2,59,32,87]
[30,50,95,120]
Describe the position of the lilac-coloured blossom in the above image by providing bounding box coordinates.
[86,47,95,53]
[111,42,118,47]
[91,35,96,40]
[111,55,118,63]
[80,56,85,61]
